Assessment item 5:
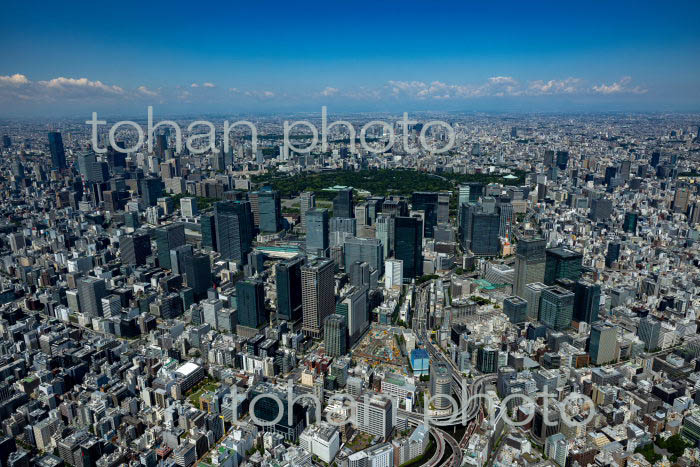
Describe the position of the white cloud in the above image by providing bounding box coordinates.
[592,76,647,95]
[190,83,199,88]
[137,85,158,97]
[0,74,30,86]
[527,77,582,95]
[203,82,216,88]
[245,90,276,99]
[38,77,124,95]
[320,86,339,97]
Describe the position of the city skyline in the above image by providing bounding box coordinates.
[1,1,700,116]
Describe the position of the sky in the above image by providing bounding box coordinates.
[1,0,700,117]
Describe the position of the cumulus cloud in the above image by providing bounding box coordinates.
[245,90,275,99]
[0,74,30,86]
[190,83,199,88]
[528,77,582,95]
[38,77,124,95]
[203,82,216,88]
[320,86,339,97]
[592,76,647,95]
[137,85,158,97]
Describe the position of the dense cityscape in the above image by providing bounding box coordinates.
[0,111,699,467]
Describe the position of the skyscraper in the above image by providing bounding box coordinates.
[469,210,501,256]
[306,208,329,256]
[236,279,267,329]
[503,296,528,323]
[333,188,353,218]
[140,177,164,207]
[155,223,185,269]
[638,317,661,351]
[430,363,452,410]
[673,183,691,214]
[411,192,441,238]
[276,256,305,323]
[573,280,601,325]
[214,201,253,264]
[258,187,282,233]
[77,277,107,317]
[513,237,546,298]
[119,232,152,266]
[589,198,613,221]
[605,240,621,268]
[324,314,347,357]
[539,286,575,331]
[544,247,583,285]
[589,323,617,365]
[394,216,423,280]
[299,191,315,231]
[172,249,212,301]
[48,131,67,170]
[301,258,335,338]
[200,212,217,251]
[623,212,638,233]
[343,237,383,275]
[375,215,394,259]
[524,282,548,321]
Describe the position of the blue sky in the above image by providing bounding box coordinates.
[1,0,699,116]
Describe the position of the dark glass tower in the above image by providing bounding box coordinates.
[333,188,353,218]
[257,187,282,233]
[155,223,185,269]
[573,280,601,324]
[623,212,638,233]
[236,279,268,329]
[119,232,152,266]
[305,208,329,256]
[276,256,305,322]
[544,247,583,285]
[48,131,67,170]
[411,192,440,238]
[324,314,348,357]
[201,212,217,251]
[214,201,254,264]
[394,216,423,280]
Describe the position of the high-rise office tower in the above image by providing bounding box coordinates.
[605,240,621,268]
[437,193,450,224]
[77,277,107,317]
[589,198,613,221]
[673,183,691,214]
[119,232,152,266]
[589,323,617,365]
[469,210,501,256]
[477,346,499,373]
[430,363,452,410]
[498,199,513,239]
[336,285,368,344]
[394,216,423,280]
[623,212,639,234]
[214,201,253,264]
[155,223,185,269]
[539,286,575,331]
[544,150,555,168]
[299,191,315,231]
[650,151,661,168]
[140,177,164,207]
[330,216,357,247]
[555,151,569,170]
[343,237,383,275]
[48,131,67,170]
[301,258,335,338]
[248,191,260,228]
[324,314,348,357]
[348,261,370,288]
[180,197,198,217]
[384,259,403,289]
[513,238,546,298]
[171,248,211,301]
[544,247,583,285]
[333,188,353,218]
[258,187,282,233]
[524,282,548,321]
[573,280,601,325]
[2,135,11,148]
[375,215,394,259]
[201,212,217,251]
[236,279,267,329]
[503,296,528,323]
[306,208,329,256]
[638,317,662,351]
[355,395,394,441]
[77,152,109,183]
[604,166,618,186]
[276,256,305,323]
[619,160,631,181]
[355,203,369,226]
[411,192,441,238]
